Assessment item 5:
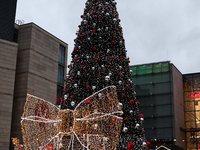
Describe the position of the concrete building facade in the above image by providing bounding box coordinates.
[9,23,68,149]
[0,39,18,150]
[0,22,68,150]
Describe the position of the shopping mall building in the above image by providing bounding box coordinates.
[130,61,200,150]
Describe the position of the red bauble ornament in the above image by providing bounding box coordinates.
[140,114,144,118]
[112,33,115,36]
[63,101,65,105]
[78,25,81,28]
[137,102,140,106]
[93,30,95,33]
[70,82,72,85]
[110,66,113,69]
[65,88,67,91]
[74,39,76,42]
[110,124,114,128]
[86,84,89,87]
[138,117,140,120]
[74,48,77,51]
[104,6,107,8]
[118,72,121,76]
[80,64,83,67]
[81,15,84,18]
[70,74,73,78]
[111,56,114,60]
[100,19,102,22]
[86,98,91,103]
[111,40,115,44]
[125,117,128,120]
[112,7,114,10]
[130,99,134,104]
[94,3,97,6]
[126,85,129,89]
[112,15,115,18]
[99,12,101,15]
[143,130,145,134]
[92,11,95,15]
[128,60,130,63]
[146,141,151,148]
[121,94,125,98]
[68,65,70,68]
[85,70,88,73]
[120,35,123,38]
[127,142,134,150]
[87,26,89,29]
[71,95,74,98]
[110,22,113,25]
[64,79,67,82]
[80,129,84,132]
[123,38,125,41]
[112,117,117,122]
[99,51,102,55]
[127,68,130,70]
[71,53,73,55]
[95,58,98,62]
[120,57,124,61]
[120,49,122,52]
[118,19,121,22]
[93,47,97,51]
[80,35,83,38]
[116,29,118,31]
[98,74,101,77]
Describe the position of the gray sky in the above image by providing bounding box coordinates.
[16,0,200,74]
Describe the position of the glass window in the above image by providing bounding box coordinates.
[59,45,65,65]
[58,65,64,85]
[56,85,63,105]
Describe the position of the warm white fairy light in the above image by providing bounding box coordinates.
[21,86,123,150]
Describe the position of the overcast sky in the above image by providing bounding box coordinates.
[16,0,200,74]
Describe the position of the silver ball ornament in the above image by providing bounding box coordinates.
[92,86,96,90]
[143,142,147,147]
[97,28,101,31]
[123,127,128,133]
[107,49,110,53]
[93,23,96,26]
[64,95,67,100]
[109,72,112,76]
[136,123,140,128]
[74,84,77,88]
[88,37,91,41]
[118,80,122,84]
[130,70,133,73]
[101,65,104,68]
[87,56,89,59]
[105,76,110,81]
[118,103,123,108]
[77,71,80,75]
[71,101,75,107]
[106,13,109,16]
[78,46,81,49]
[105,27,108,31]
[83,20,87,24]
[129,110,133,114]
[98,93,102,98]
[119,66,122,70]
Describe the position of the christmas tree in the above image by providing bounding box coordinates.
[62,0,150,149]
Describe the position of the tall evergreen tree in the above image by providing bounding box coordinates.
[61,0,150,149]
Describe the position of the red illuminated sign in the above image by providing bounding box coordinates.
[191,92,200,99]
